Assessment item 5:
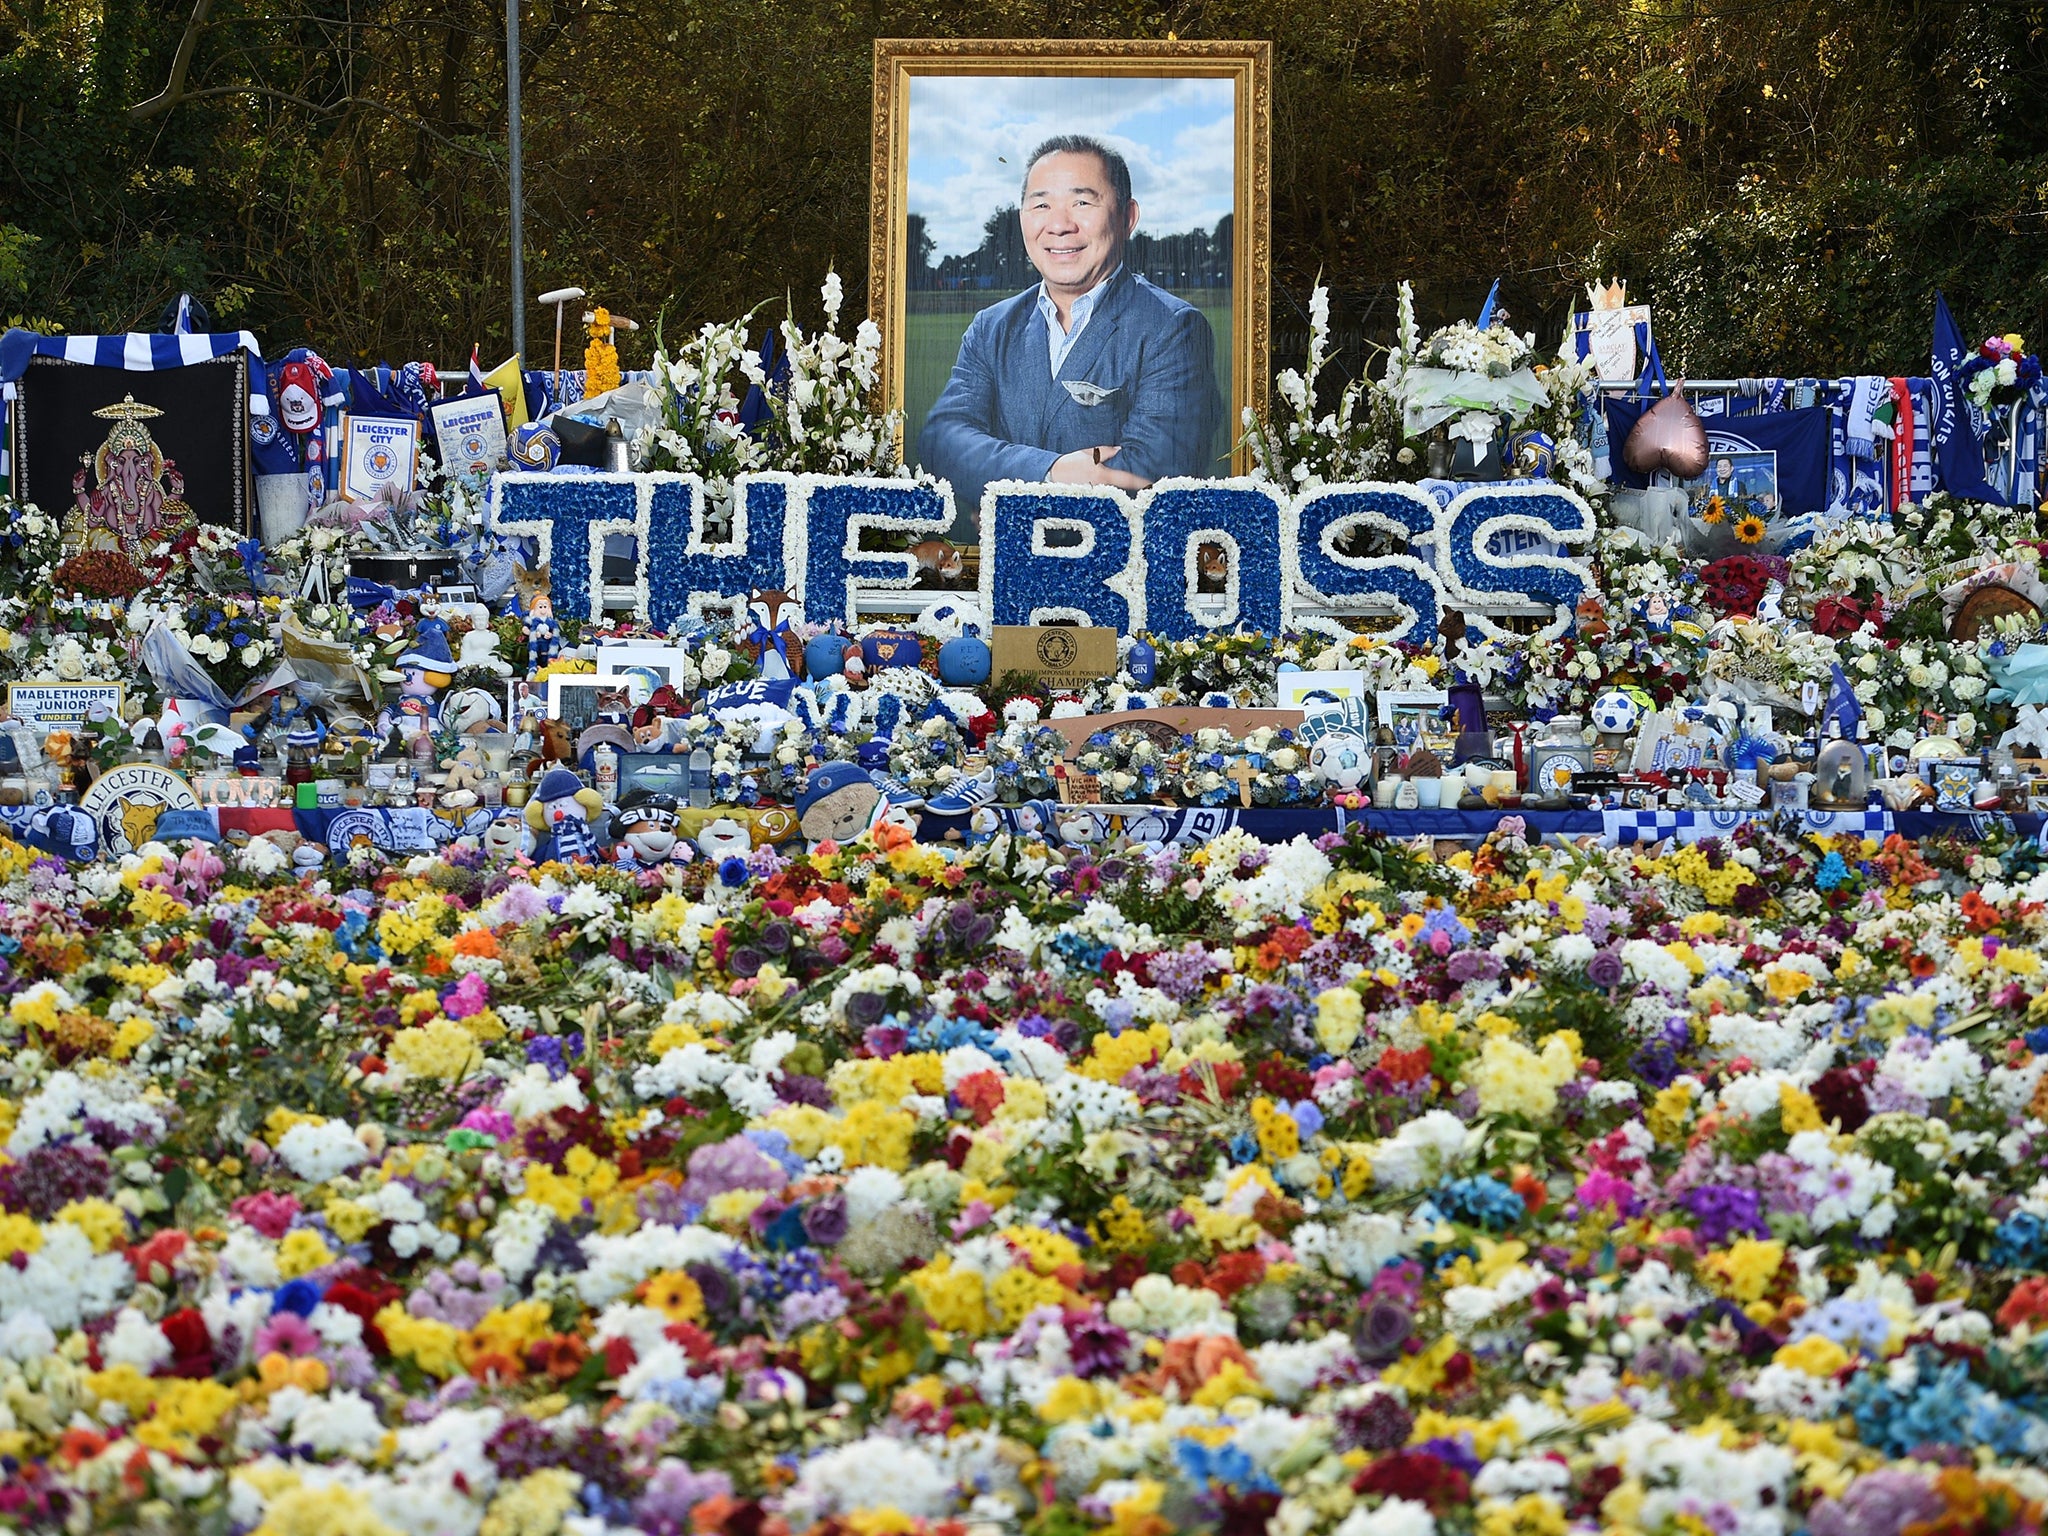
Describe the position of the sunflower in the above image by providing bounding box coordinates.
[1734,515,1767,544]
[1700,495,1727,525]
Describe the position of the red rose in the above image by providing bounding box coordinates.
[1352,1450,1472,1511]
[159,1308,213,1378]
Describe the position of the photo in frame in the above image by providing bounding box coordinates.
[545,675,631,737]
[1377,688,1449,749]
[871,39,1270,535]
[1276,670,1370,713]
[7,351,251,546]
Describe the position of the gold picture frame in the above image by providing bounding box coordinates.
[869,39,1271,520]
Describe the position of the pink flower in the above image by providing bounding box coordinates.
[253,1311,322,1359]
[231,1191,301,1240]
[443,972,491,1021]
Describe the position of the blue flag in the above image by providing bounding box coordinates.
[1475,278,1501,330]
[1824,662,1862,738]
[1930,292,2004,502]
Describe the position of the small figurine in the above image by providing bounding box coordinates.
[441,739,486,794]
[610,791,684,868]
[696,815,755,862]
[744,589,806,683]
[909,538,965,587]
[482,808,535,861]
[518,563,559,679]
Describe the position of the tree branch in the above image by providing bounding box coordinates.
[129,0,216,120]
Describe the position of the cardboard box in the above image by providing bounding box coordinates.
[990,626,1120,690]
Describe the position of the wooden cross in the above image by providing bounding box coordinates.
[1228,760,1259,808]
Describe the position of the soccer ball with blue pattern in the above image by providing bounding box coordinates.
[1590,688,1644,738]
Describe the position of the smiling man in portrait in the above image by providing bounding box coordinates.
[919,134,1225,522]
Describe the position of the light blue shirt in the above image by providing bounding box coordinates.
[1036,266,1123,378]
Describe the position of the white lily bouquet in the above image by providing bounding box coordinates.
[639,272,910,532]
[1242,283,1398,489]
[761,272,908,479]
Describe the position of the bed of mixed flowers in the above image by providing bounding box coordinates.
[1,813,2047,1535]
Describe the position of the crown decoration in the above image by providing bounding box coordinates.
[91,394,167,457]
[1585,277,1630,311]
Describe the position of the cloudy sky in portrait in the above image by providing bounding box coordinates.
[907,75,1235,259]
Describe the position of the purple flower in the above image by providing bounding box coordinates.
[1585,947,1625,990]
[636,1460,733,1529]
[800,1193,848,1246]
[1682,1184,1768,1245]
[863,1023,908,1057]
[1446,949,1502,984]
[1068,1313,1133,1378]
[1335,1393,1414,1451]
[680,1136,789,1205]
[1807,1470,1945,1536]
[1352,1295,1412,1362]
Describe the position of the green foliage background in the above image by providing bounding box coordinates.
[3,0,2046,381]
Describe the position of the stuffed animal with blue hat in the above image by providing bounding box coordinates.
[524,766,605,862]
[795,761,881,844]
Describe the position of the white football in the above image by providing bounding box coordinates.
[1310,733,1369,791]
[1590,688,1644,737]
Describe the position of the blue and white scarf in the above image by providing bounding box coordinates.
[0,329,269,482]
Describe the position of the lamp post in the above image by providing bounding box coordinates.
[506,0,525,359]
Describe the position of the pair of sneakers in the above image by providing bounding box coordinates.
[920,766,999,817]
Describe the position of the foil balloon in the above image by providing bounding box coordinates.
[1622,380,1709,479]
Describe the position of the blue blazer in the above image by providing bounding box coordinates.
[920,269,1225,532]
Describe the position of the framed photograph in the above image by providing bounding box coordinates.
[1276,670,1369,713]
[597,643,694,688]
[8,350,251,545]
[871,39,1270,534]
[545,675,631,736]
[1377,688,1449,748]
[337,414,420,503]
[619,752,691,801]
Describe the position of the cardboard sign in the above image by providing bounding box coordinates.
[990,626,1119,690]
[429,393,509,478]
[1043,706,1307,757]
[5,682,123,732]
[338,414,420,502]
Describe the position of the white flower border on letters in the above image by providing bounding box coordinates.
[801,472,958,628]
[977,479,1146,634]
[1430,480,1595,644]
[1280,482,1445,646]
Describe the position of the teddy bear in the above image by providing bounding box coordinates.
[441,739,486,794]
[795,761,882,845]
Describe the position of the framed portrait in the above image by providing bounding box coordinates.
[8,350,251,546]
[871,39,1270,536]
[1377,688,1449,748]
[545,675,630,736]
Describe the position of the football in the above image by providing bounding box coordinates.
[1590,688,1644,738]
[1310,733,1370,792]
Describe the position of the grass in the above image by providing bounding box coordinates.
[904,285,1234,473]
